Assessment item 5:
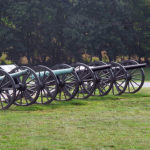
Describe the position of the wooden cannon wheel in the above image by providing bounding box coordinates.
[51,64,79,101]
[110,62,128,95]
[33,65,59,104]
[88,61,113,96]
[0,69,16,110]
[120,60,145,93]
[73,63,96,99]
[10,66,40,106]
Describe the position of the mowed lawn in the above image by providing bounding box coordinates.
[0,88,150,150]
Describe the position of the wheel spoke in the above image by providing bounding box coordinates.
[44,72,51,83]
[24,96,29,104]
[16,90,21,99]
[43,89,51,101]
[65,84,74,89]
[98,85,104,95]
[64,75,75,82]
[63,86,72,97]
[131,77,141,80]
[0,76,6,87]
[132,73,141,76]
[45,87,54,98]
[112,85,115,95]
[24,90,34,101]
[40,90,44,104]
[116,74,125,80]
[131,80,140,86]
[115,69,122,76]
[82,79,94,82]
[59,90,62,100]
[131,69,137,75]
[130,81,136,91]
[82,84,90,94]
[1,80,11,89]
[45,80,56,86]
[127,84,130,92]
[26,78,36,84]
[116,81,124,89]
[23,71,31,83]
[63,89,68,100]
[81,73,91,80]
[80,85,85,97]
[26,88,36,93]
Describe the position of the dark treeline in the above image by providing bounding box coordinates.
[0,0,150,65]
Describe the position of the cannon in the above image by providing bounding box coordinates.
[120,60,146,93]
[0,69,16,110]
[88,60,146,95]
[32,65,59,104]
[72,63,96,99]
[88,62,113,96]
[33,64,79,103]
[51,64,79,101]
[0,65,40,109]
[0,60,145,110]
[72,62,113,99]
[110,62,129,95]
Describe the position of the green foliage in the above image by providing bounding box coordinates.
[92,56,99,62]
[1,17,16,29]
[0,52,12,64]
[102,56,109,63]
[0,0,150,64]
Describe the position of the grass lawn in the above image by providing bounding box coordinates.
[0,88,150,150]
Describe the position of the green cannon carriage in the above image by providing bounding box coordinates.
[33,64,79,104]
[88,60,146,95]
[72,62,113,99]
[0,65,40,110]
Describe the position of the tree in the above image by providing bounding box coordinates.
[0,0,150,64]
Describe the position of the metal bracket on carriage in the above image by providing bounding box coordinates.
[0,64,17,73]
[123,63,146,70]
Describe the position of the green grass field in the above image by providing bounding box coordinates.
[0,88,150,150]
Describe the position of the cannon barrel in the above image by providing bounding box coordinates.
[0,69,28,80]
[89,64,111,71]
[35,67,74,78]
[75,64,111,73]
[53,67,74,75]
[123,63,146,70]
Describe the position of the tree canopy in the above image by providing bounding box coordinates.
[0,0,150,65]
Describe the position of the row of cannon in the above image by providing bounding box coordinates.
[0,60,146,110]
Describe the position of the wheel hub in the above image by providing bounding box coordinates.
[96,78,101,83]
[39,83,45,89]
[19,83,27,91]
[79,80,83,85]
[127,73,132,81]
[112,76,116,82]
[59,80,65,87]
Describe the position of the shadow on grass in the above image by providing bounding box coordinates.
[10,100,87,112]
[119,93,150,99]
[8,93,150,112]
[84,93,150,101]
